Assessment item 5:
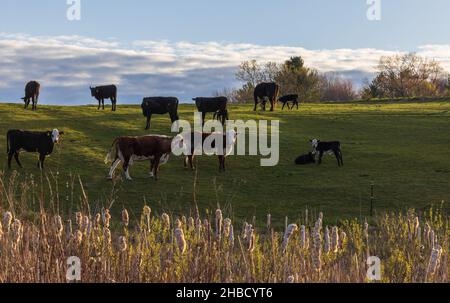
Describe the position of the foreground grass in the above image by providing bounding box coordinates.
[0,102,449,228]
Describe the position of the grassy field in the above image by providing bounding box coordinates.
[0,102,449,227]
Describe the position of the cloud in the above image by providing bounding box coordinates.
[0,33,448,105]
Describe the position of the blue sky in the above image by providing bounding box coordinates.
[0,0,449,104]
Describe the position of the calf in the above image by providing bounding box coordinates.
[7,129,63,169]
[193,97,229,125]
[278,94,299,110]
[310,139,343,167]
[90,85,117,111]
[141,97,180,130]
[22,81,40,111]
[175,131,237,172]
[105,135,173,181]
[295,152,316,165]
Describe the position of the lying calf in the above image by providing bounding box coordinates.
[295,152,316,165]
[310,139,343,167]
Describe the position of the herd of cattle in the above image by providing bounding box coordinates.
[5,80,344,180]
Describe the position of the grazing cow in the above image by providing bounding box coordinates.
[295,152,316,165]
[310,139,344,167]
[105,135,173,181]
[22,81,40,111]
[90,85,117,111]
[278,94,299,110]
[141,97,180,130]
[193,97,229,125]
[7,129,63,169]
[176,131,237,172]
[254,82,280,112]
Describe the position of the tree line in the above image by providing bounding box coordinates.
[218,53,450,103]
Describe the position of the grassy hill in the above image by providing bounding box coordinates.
[0,102,449,227]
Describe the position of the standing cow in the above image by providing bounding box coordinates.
[22,81,40,111]
[141,97,180,130]
[90,85,117,111]
[193,97,229,126]
[7,129,63,169]
[254,82,280,112]
[105,135,173,181]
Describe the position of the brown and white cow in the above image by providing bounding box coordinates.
[104,135,173,181]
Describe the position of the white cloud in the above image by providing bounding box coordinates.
[0,33,448,105]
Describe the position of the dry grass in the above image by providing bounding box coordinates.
[0,172,448,283]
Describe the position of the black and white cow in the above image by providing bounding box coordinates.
[310,139,343,167]
[7,129,63,169]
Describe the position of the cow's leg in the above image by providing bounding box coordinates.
[188,155,195,170]
[218,156,225,172]
[318,151,324,165]
[123,161,132,181]
[7,152,14,169]
[102,99,105,110]
[108,159,121,179]
[270,98,275,112]
[152,157,160,181]
[32,96,36,111]
[14,153,23,168]
[145,114,152,130]
[202,112,207,126]
[338,150,344,167]
[149,159,155,178]
[38,154,45,170]
[97,99,101,110]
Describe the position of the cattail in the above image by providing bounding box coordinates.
[103,227,112,246]
[312,216,322,271]
[102,209,111,228]
[174,227,187,254]
[429,230,435,248]
[81,215,90,235]
[3,211,13,233]
[94,213,101,229]
[413,217,420,240]
[267,214,271,231]
[282,224,298,253]
[215,209,223,240]
[187,217,195,231]
[339,231,347,249]
[299,225,307,249]
[11,219,23,249]
[143,206,151,231]
[53,215,64,238]
[331,226,339,253]
[195,218,202,235]
[363,222,369,239]
[181,216,187,226]
[118,236,127,252]
[426,245,443,278]
[122,209,129,227]
[75,212,83,228]
[229,224,235,247]
[161,213,170,229]
[223,218,232,238]
[324,226,331,254]
[244,224,255,252]
[424,223,431,244]
[74,230,83,246]
[175,219,182,229]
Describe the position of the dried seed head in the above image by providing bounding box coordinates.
[118,236,127,252]
[103,227,112,245]
[339,231,347,249]
[267,214,271,230]
[81,215,90,235]
[75,212,83,228]
[282,224,298,253]
[74,230,83,246]
[287,276,295,283]
[223,218,232,238]
[122,209,129,227]
[11,219,23,248]
[187,217,195,230]
[324,226,331,254]
[161,213,170,229]
[53,215,64,238]
[181,216,187,226]
[175,219,182,229]
[3,211,13,233]
[229,224,235,246]
[215,209,223,239]
[143,205,151,216]
[174,228,187,254]
[94,213,101,227]
[102,209,111,228]
[363,222,369,239]
[300,225,307,249]
[331,226,339,253]
[427,245,443,277]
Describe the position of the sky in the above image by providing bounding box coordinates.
[0,0,449,104]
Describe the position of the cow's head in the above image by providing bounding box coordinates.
[89,87,97,97]
[310,139,320,153]
[51,129,63,143]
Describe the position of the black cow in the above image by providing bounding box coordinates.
[90,85,117,111]
[278,94,299,110]
[310,139,343,167]
[22,81,40,111]
[7,129,63,169]
[295,152,316,165]
[141,97,180,130]
[254,82,280,112]
[193,97,229,125]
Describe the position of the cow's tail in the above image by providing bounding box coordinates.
[104,138,119,164]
